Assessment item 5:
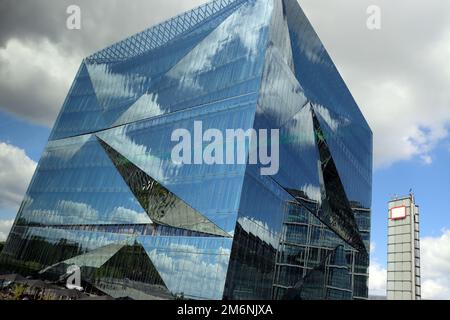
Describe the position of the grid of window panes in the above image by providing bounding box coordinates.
[387,196,421,300]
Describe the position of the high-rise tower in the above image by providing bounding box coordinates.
[387,194,421,300]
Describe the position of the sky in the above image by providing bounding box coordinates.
[0,0,450,299]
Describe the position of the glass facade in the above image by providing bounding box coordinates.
[0,0,372,300]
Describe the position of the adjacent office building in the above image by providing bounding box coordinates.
[0,0,372,299]
[387,194,421,300]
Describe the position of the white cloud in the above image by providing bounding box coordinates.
[110,206,151,224]
[0,0,204,126]
[421,229,450,299]
[422,279,449,300]
[313,104,340,133]
[300,183,322,203]
[0,219,14,241]
[86,63,148,107]
[421,155,433,165]
[369,229,450,299]
[238,216,279,247]
[1,0,448,168]
[300,0,450,167]
[167,0,271,92]
[24,200,99,225]
[112,93,164,127]
[0,0,449,168]
[57,200,99,224]
[147,243,231,299]
[25,199,152,226]
[369,260,387,297]
[46,134,91,161]
[98,126,181,184]
[0,38,80,126]
[0,142,37,210]
[370,241,376,254]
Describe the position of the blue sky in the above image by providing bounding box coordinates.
[371,140,450,264]
[0,110,49,162]
[0,0,449,299]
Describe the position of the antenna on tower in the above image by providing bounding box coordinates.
[409,188,415,202]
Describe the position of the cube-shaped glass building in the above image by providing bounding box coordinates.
[0,0,372,300]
